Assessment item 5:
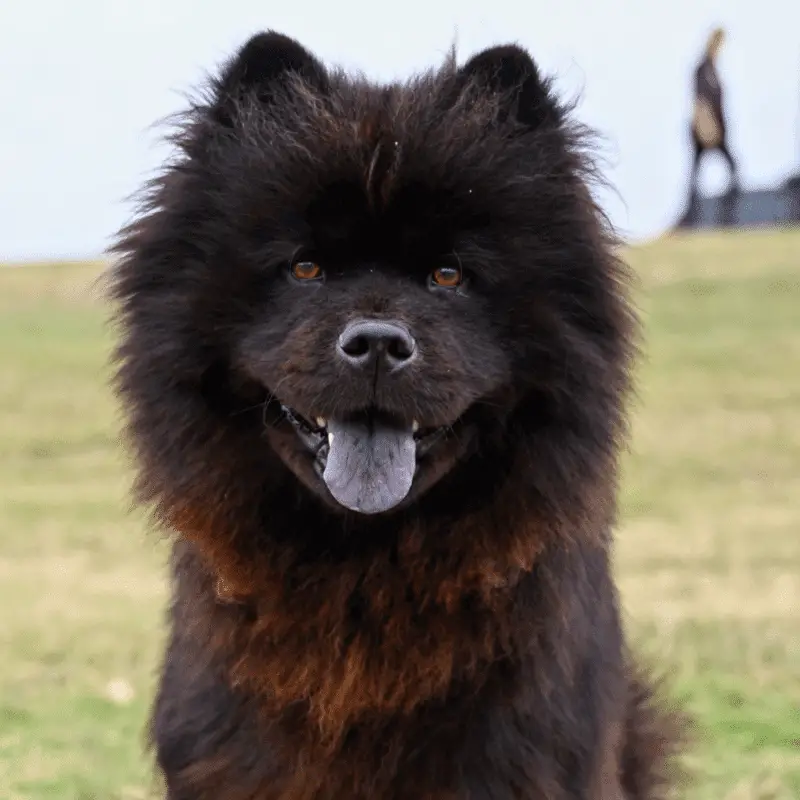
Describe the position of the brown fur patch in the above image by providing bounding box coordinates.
[358,90,401,211]
[166,469,566,748]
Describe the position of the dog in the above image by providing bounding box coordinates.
[109,31,683,799]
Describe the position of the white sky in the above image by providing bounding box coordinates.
[1,1,798,261]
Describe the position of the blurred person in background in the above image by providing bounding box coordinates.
[689,27,739,195]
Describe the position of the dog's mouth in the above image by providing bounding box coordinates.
[280,405,447,515]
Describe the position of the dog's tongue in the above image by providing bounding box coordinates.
[322,418,416,514]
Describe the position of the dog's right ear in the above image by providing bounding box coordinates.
[212,31,329,126]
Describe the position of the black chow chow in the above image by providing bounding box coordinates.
[110,31,683,800]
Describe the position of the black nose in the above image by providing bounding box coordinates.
[337,319,417,371]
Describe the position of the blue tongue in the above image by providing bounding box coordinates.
[322,418,416,514]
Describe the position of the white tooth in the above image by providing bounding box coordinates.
[328,432,334,445]
[316,417,326,428]
[412,420,419,433]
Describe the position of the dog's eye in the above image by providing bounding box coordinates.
[291,260,323,281]
[290,260,324,281]
[430,265,462,289]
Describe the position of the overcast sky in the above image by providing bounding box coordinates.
[1,1,797,261]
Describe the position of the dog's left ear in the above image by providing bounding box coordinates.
[458,44,560,128]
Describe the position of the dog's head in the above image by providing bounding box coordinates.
[111,33,634,525]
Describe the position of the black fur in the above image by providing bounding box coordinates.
[110,31,684,799]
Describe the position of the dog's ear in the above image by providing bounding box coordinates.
[458,44,559,128]
[212,31,328,125]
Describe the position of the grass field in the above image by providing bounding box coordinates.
[1,230,798,799]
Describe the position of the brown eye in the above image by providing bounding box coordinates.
[430,265,462,288]
[291,260,323,281]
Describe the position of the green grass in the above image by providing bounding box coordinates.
[1,230,799,799]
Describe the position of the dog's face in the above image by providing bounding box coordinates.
[112,33,633,524]
[239,184,511,515]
